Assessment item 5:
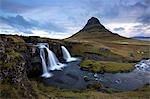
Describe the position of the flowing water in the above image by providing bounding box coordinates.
[61,46,78,62]
[44,59,150,91]
[37,43,66,78]
[45,47,66,70]
[37,43,150,91]
[39,45,53,78]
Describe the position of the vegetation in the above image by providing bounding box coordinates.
[80,60,135,73]
[0,34,149,99]
[1,81,149,99]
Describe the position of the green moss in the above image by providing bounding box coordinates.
[80,60,135,73]
[8,50,21,58]
[4,62,16,69]
[84,76,91,82]
[6,36,25,42]
[87,82,103,90]
[2,50,23,70]
[0,84,20,98]
[105,88,114,94]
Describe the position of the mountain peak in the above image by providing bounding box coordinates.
[80,17,105,32]
[68,17,125,40]
[87,17,101,25]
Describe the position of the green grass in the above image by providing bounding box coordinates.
[115,38,150,44]
[80,60,135,73]
[28,81,150,99]
[1,80,149,99]
[114,84,150,99]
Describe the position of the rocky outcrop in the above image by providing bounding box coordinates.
[0,40,39,98]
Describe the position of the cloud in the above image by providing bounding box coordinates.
[0,0,32,13]
[130,24,150,36]
[138,13,150,24]
[113,27,125,31]
[0,15,67,34]
[0,0,150,38]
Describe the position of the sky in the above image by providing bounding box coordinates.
[0,0,150,39]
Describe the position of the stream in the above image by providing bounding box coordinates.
[43,59,150,91]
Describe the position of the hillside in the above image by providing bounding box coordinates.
[68,17,125,41]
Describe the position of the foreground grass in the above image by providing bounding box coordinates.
[80,60,135,73]
[31,81,150,99]
[1,80,149,99]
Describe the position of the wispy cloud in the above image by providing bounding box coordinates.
[0,15,67,34]
[0,0,150,38]
[114,27,125,32]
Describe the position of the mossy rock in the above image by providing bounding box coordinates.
[83,76,91,82]
[80,60,135,73]
[87,82,103,90]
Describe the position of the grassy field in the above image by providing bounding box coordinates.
[66,38,150,62]
[27,81,150,99]
[1,80,149,99]
[80,60,135,73]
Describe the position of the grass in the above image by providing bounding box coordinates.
[1,81,149,99]
[80,60,135,73]
[28,81,150,99]
[66,35,150,61]
[115,38,150,44]
[113,84,150,99]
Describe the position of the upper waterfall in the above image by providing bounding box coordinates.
[38,45,53,78]
[45,47,66,70]
[36,43,66,78]
[61,46,78,62]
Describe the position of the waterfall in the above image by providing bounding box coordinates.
[61,46,77,62]
[45,47,65,70]
[39,46,53,78]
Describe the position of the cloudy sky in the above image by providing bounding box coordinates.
[0,0,150,39]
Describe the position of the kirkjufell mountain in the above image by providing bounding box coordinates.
[68,17,125,40]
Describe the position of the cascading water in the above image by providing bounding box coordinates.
[135,59,150,71]
[45,47,65,70]
[39,45,53,78]
[61,46,77,62]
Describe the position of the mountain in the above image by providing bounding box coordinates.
[68,17,125,40]
[131,36,150,40]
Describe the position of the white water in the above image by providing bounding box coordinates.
[61,46,77,62]
[37,43,66,78]
[39,47,53,78]
[45,47,65,70]
[135,59,150,71]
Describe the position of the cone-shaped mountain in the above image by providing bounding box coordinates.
[68,17,125,40]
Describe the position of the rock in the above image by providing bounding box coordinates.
[94,73,98,78]
[99,48,109,52]
[87,81,103,90]
[83,76,91,82]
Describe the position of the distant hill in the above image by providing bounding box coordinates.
[131,36,150,41]
[68,17,126,41]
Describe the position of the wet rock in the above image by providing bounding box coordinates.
[87,81,103,90]
[94,73,98,78]
[99,48,109,52]
[83,76,91,82]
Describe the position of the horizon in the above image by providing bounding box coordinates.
[0,0,150,39]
